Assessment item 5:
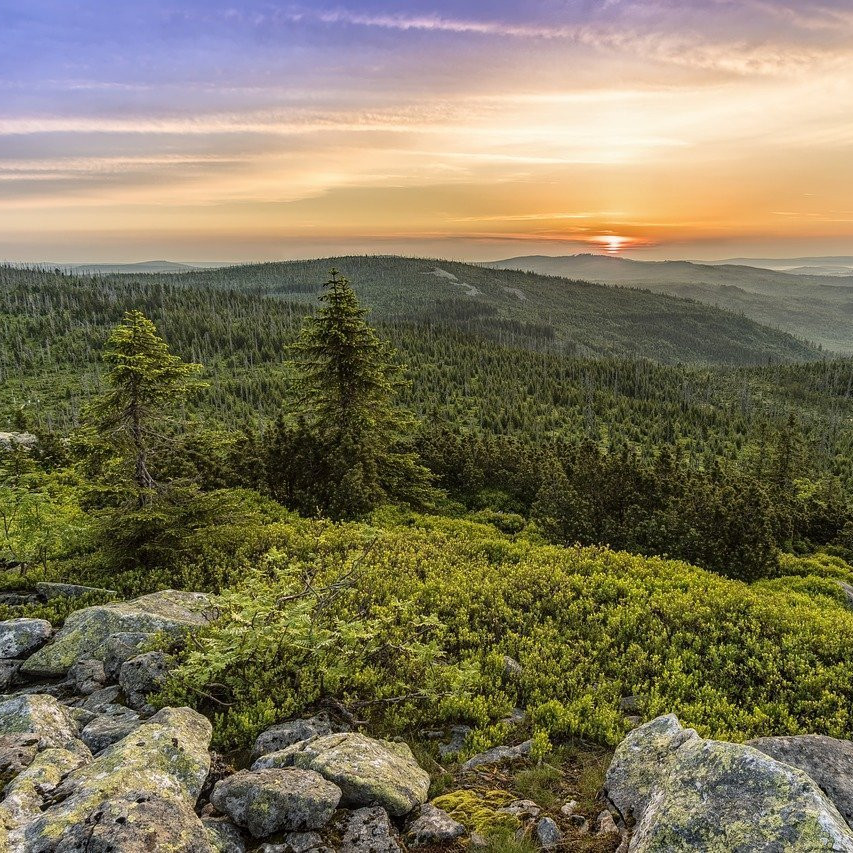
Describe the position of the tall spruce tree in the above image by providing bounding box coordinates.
[93,310,202,503]
[288,270,433,517]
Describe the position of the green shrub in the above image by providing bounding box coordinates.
[159,513,853,750]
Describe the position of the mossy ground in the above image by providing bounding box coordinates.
[413,736,619,852]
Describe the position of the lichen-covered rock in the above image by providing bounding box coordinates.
[747,734,853,829]
[0,747,88,826]
[605,713,698,823]
[0,618,52,659]
[22,590,212,676]
[0,693,86,754]
[406,803,465,846]
[612,719,853,852]
[251,715,334,761]
[256,732,429,817]
[203,816,247,852]
[103,631,154,680]
[12,706,213,850]
[0,733,39,784]
[81,705,141,753]
[28,793,217,852]
[211,767,342,838]
[461,739,533,771]
[119,650,170,713]
[339,806,402,852]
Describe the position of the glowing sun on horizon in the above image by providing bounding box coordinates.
[592,235,631,255]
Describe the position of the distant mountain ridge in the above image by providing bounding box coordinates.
[4,255,821,365]
[484,254,853,354]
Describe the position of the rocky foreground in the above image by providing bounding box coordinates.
[2,589,853,850]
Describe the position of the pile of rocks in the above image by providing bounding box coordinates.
[0,590,470,851]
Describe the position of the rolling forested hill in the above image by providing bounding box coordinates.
[10,257,821,365]
[486,254,853,354]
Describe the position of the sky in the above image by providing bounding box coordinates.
[1,0,852,263]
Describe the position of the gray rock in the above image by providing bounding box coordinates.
[0,618,52,658]
[22,589,212,676]
[283,831,324,852]
[339,806,402,852]
[500,799,541,820]
[0,592,39,607]
[35,581,117,601]
[211,767,342,838]
[619,695,641,715]
[535,816,563,848]
[259,841,333,853]
[254,732,430,817]
[461,739,533,771]
[81,706,141,753]
[79,684,122,711]
[119,650,170,713]
[0,693,85,754]
[68,657,106,694]
[502,655,523,679]
[11,706,214,851]
[64,705,98,728]
[604,713,698,823]
[607,714,853,852]
[437,724,471,759]
[560,799,578,818]
[0,659,20,690]
[597,809,619,836]
[406,803,465,846]
[747,734,853,828]
[0,732,39,783]
[0,432,37,450]
[252,714,334,761]
[203,816,247,853]
[103,631,154,680]
[501,707,526,726]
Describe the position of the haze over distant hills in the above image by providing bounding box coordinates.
[707,256,853,275]
[58,260,220,274]
[485,254,853,354]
